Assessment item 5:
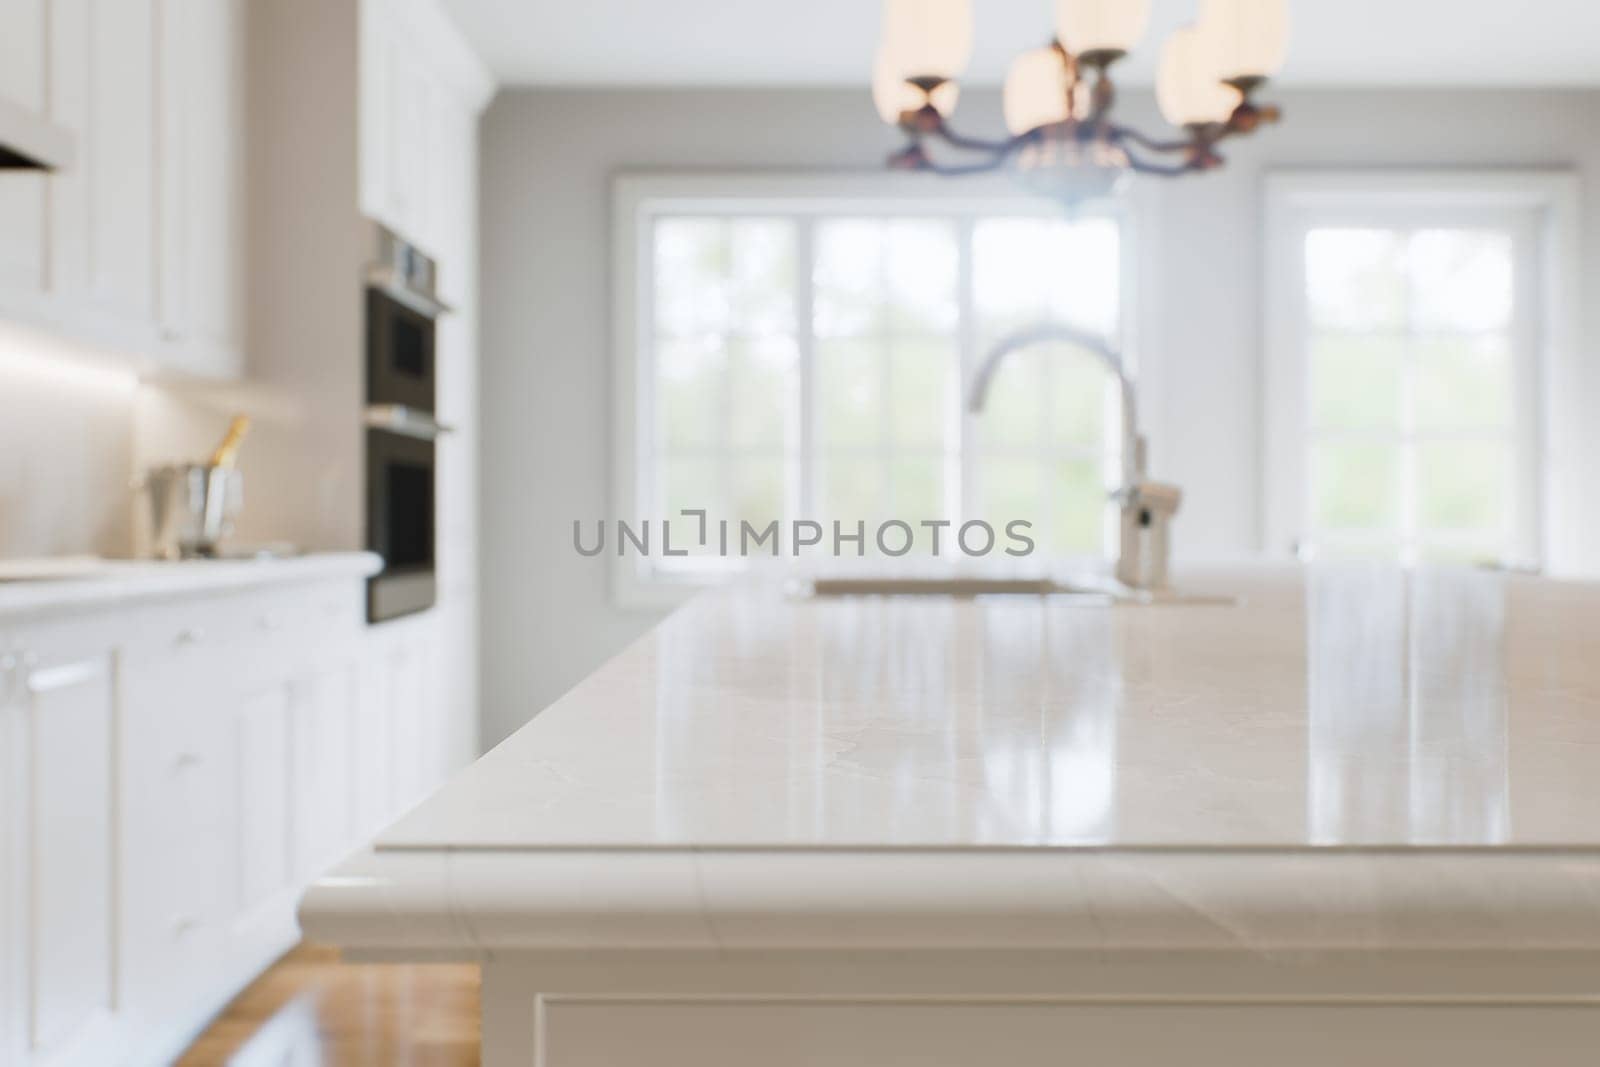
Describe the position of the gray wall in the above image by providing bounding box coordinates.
[478,87,1600,748]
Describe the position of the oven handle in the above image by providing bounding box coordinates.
[364,404,455,441]
[366,266,452,318]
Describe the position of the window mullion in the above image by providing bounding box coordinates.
[1399,227,1419,562]
[955,216,977,529]
[794,216,816,524]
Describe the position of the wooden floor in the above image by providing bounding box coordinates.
[175,944,481,1066]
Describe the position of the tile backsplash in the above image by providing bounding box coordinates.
[0,349,139,559]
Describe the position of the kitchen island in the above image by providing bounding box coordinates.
[301,566,1600,1065]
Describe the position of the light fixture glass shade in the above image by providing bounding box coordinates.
[1053,0,1150,57]
[873,48,960,125]
[1156,23,1238,127]
[1203,0,1289,80]
[1002,47,1072,135]
[879,0,975,82]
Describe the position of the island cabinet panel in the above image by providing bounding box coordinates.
[525,999,1600,1067]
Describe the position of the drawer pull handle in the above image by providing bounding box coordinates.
[174,628,205,646]
[26,658,100,694]
[173,752,202,772]
[258,614,283,632]
[172,917,200,940]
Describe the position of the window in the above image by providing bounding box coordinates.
[615,177,1129,604]
[1264,172,1578,570]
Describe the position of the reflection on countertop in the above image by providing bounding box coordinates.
[379,564,1600,852]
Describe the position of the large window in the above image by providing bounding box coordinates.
[616,178,1128,603]
[1264,173,1577,570]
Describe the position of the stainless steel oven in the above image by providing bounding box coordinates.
[364,221,450,623]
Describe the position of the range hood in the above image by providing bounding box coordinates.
[0,95,75,171]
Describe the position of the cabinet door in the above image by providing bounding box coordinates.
[291,663,360,879]
[436,598,478,770]
[84,0,158,327]
[12,642,119,1061]
[353,650,394,838]
[233,683,294,919]
[0,635,21,1065]
[155,0,246,377]
[45,0,91,302]
[371,619,441,814]
[0,0,47,297]
[120,636,232,1020]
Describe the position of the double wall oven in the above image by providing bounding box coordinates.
[364,222,451,622]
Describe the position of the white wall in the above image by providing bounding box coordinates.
[478,87,1600,748]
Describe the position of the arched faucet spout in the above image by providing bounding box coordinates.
[967,321,1142,489]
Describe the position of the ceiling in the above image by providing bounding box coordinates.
[440,0,1600,89]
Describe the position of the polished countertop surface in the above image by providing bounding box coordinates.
[380,565,1600,853]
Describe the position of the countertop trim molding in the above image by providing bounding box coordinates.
[300,846,1600,956]
[0,551,383,621]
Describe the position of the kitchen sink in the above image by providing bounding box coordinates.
[805,576,1113,599]
[798,574,1237,606]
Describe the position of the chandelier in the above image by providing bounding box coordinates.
[874,0,1288,194]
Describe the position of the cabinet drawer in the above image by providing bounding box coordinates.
[123,581,364,687]
[119,713,229,1015]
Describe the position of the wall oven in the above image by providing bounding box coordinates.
[364,221,451,623]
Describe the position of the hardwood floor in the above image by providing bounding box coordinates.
[175,944,481,1066]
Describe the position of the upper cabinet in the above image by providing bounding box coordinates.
[0,0,245,380]
[358,0,493,259]
[155,0,248,379]
[0,0,51,300]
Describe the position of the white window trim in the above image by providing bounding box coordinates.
[611,172,1145,610]
[1261,169,1582,573]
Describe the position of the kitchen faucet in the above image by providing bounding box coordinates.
[967,323,1182,591]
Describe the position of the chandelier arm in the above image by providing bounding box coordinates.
[1111,124,1203,158]
[1122,153,1204,177]
[911,157,1019,177]
[921,117,1033,158]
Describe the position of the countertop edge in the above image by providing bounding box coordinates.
[298,846,1600,955]
[0,551,383,621]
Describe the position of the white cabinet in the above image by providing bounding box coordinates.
[121,612,233,1025]
[85,0,159,330]
[364,613,450,816]
[290,664,360,879]
[0,619,121,1067]
[154,0,247,378]
[0,0,49,296]
[0,570,431,1067]
[0,0,245,379]
[358,0,492,257]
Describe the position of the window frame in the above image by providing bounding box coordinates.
[612,173,1139,609]
[1261,169,1581,571]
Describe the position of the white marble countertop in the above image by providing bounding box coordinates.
[0,551,382,620]
[380,564,1600,851]
[302,564,1600,957]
